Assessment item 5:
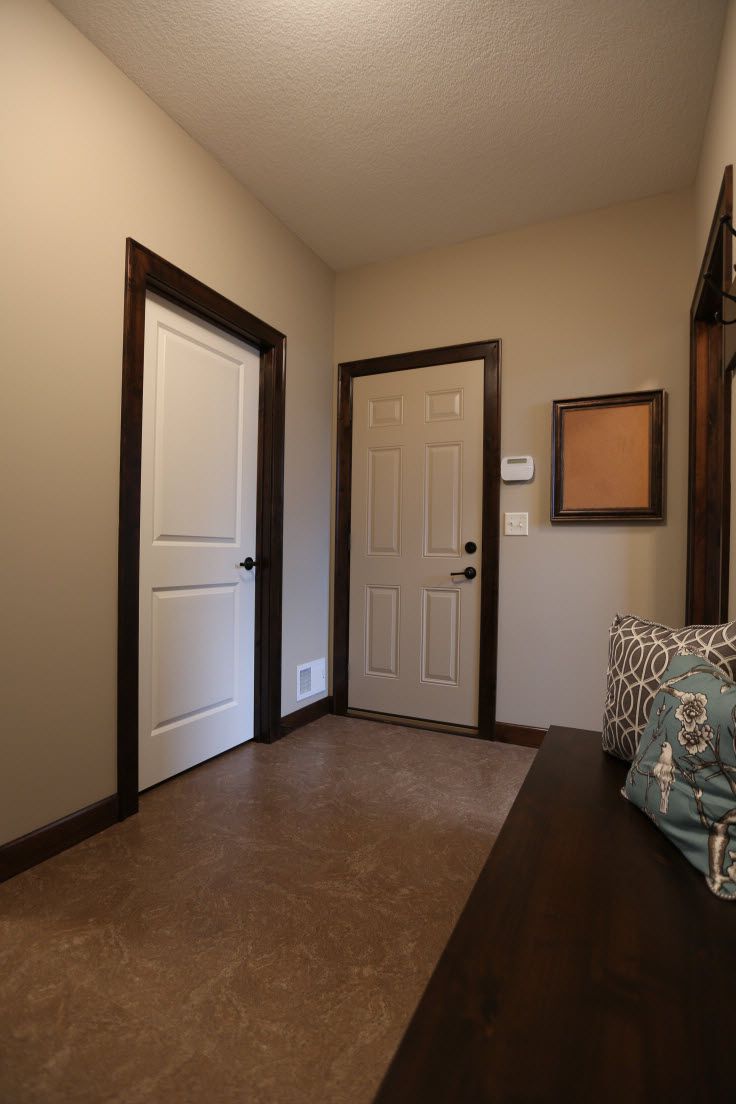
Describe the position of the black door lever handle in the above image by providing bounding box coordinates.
[239,557,257,571]
[451,566,477,580]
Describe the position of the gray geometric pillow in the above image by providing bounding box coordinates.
[602,613,736,761]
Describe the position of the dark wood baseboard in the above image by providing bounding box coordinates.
[0,795,119,884]
[279,695,333,739]
[494,721,547,748]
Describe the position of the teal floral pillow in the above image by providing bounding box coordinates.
[623,652,736,900]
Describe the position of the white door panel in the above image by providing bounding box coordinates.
[349,361,483,726]
[421,587,460,685]
[152,329,243,542]
[367,447,402,555]
[365,585,400,678]
[139,294,259,790]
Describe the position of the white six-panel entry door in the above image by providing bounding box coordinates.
[348,361,484,727]
[138,294,260,790]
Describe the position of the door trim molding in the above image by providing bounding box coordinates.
[686,166,733,623]
[118,239,286,819]
[333,341,501,738]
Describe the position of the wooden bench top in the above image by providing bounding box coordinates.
[373,725,736,1103]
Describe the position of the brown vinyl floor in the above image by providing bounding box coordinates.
[0,716,535,1104]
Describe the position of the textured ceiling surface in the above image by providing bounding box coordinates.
[52,0,726,269]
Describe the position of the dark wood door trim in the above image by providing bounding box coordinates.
[333,341,501,738]
[686,166,733,624]
[118,239,286,819]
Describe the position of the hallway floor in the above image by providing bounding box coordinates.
[1,716,534,1104]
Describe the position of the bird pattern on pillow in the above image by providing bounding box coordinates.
[623,652,736,901]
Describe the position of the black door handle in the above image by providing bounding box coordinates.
[239,556,257,571]
[451,566,477,580]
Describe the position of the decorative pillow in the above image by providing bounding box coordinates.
[623,653,736,901]
[602,614,736,761]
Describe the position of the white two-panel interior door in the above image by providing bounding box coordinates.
[138,294,260,791]
[348,361,484,727]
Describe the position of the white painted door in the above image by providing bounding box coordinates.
[138,294,260,791]
[348,361,484,727]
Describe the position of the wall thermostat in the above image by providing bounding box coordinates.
[501,455,534,482]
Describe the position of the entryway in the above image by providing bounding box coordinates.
[117,241,286,817]
[137,295,261,790]
[333,342,500,737]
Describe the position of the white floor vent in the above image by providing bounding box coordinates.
[296,658,326,702]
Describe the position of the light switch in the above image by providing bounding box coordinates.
[504,512,528,535]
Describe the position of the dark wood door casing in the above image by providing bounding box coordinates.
[687,166,733,625]
[118,240,286,819]
[333,341,501,739]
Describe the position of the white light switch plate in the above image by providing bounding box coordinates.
[504,512,528,535]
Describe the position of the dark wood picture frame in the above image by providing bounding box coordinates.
[333,341,501,739]
[117,239,286,819]
[551,390,665,523]
[687,165,733,624]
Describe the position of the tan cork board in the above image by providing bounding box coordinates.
[562,403,651,510]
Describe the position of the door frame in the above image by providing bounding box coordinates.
[686,166,733,624]
[117,239,286,819]
[333,341,501,738]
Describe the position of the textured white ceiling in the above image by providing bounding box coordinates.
[52,0,726,269]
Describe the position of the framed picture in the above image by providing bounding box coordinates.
[551,389,665,522]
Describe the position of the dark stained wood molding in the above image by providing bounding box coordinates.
[494,721,546,748]
[687,166,733,624]
[333,341,501,738]
[118,239,286,820]
[374,726,736,1102]
[279,695,333,739]
[550,389,666,523]
[0,796,118,883]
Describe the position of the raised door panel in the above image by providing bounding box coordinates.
[365,585,400,677]
[421,588,460,685]
[369,395,404,428]
[425,387,463,422]
[153,326,243,544]
[424,443,462,557]
[151,585,238,731]
[367,447,402,556]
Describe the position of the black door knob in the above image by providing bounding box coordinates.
[464,541,477,554]
[451,566,477,580]
[239,556,256,571]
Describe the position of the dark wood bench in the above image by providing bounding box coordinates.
[374,726,735,1102]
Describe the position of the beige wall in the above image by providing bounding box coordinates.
[695,0,736,261]
[335,190,694,732]
[0,0,334,844]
